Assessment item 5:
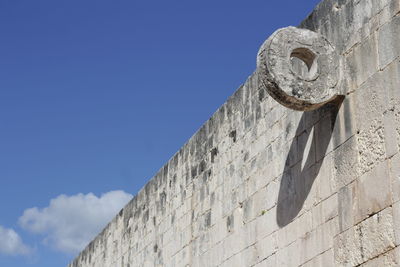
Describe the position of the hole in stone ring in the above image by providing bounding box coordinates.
[290,48,318,81]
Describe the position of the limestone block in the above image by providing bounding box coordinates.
[295,211,314,242]
[382,58,400,104]
[301,248,334,267]
[334,207,395,266]
[345,33,378,89]
[354,73,386,134]
[331,94,356,151]
[332,137,359,189]
[276,211,313,250]
[384,111,399,158]
[311,193,338,229]
[254,253,276,267]
[378,15,400,69]
[253,206,279,241]
[356,119,386,176]
[276,240,301,267]
[392,201,400,246]
[301,217,338,264]
[240,245,259,267]
[255,232,278,263]
[322,0,360,54]
[315,154,336,201]
[354,160,392,224]
[390,153,400,203]
[360,247,400,267]
[265,179,279,211]
[221,231,244,262]
[209,242,223,266]
[249,187,271,220]
[197,249,213,267]
[240,219,258,249]
[338,182,356,233]
[381,61,400,157]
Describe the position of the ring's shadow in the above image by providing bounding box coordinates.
[276,97,343,227]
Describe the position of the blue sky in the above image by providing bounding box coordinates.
[0,0,321,266]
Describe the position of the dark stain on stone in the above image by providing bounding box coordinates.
[199,160,206,174]
[144,181,152,201]
[163,164,169,178]
[211,147,219,163]
[207,136,214,151]
[123,199,135,228]
[243,198,252,221]
[142,210,149,223]
[158,250,162,262]
[357,226,364,259]
[285,121,292,138]
[255,102,262,121]
[258,88,266,101]
[204,211,211,228]
[245,115,254,129]
[218,105,225,124]
[229,164,235,176]
[226,102,233,117]
[227,214,234,232]
[191,165,197,179]
[198,125,206,144]
[160,191,166,208]
[202,170,210,184]
[171,211,176,224]
[243,151,249,162]
[229,130,237,142]
[343,98,353,138]
[181,188,186,202]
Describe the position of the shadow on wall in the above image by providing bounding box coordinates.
[276,97,343,227]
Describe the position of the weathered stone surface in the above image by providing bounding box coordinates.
[354,160,392,224]
[360,247,400,267]
[378,15,400,69]
[257,27,341,111]
[390,153,400,203]
[334,208,396,266]
[68,0,400,266]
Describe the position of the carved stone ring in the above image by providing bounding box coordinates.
[257,27,341,111]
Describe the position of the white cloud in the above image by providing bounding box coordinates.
[19,190,132,255]
[0,225,31,256]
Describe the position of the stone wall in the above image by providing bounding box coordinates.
[69,0,400,266]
